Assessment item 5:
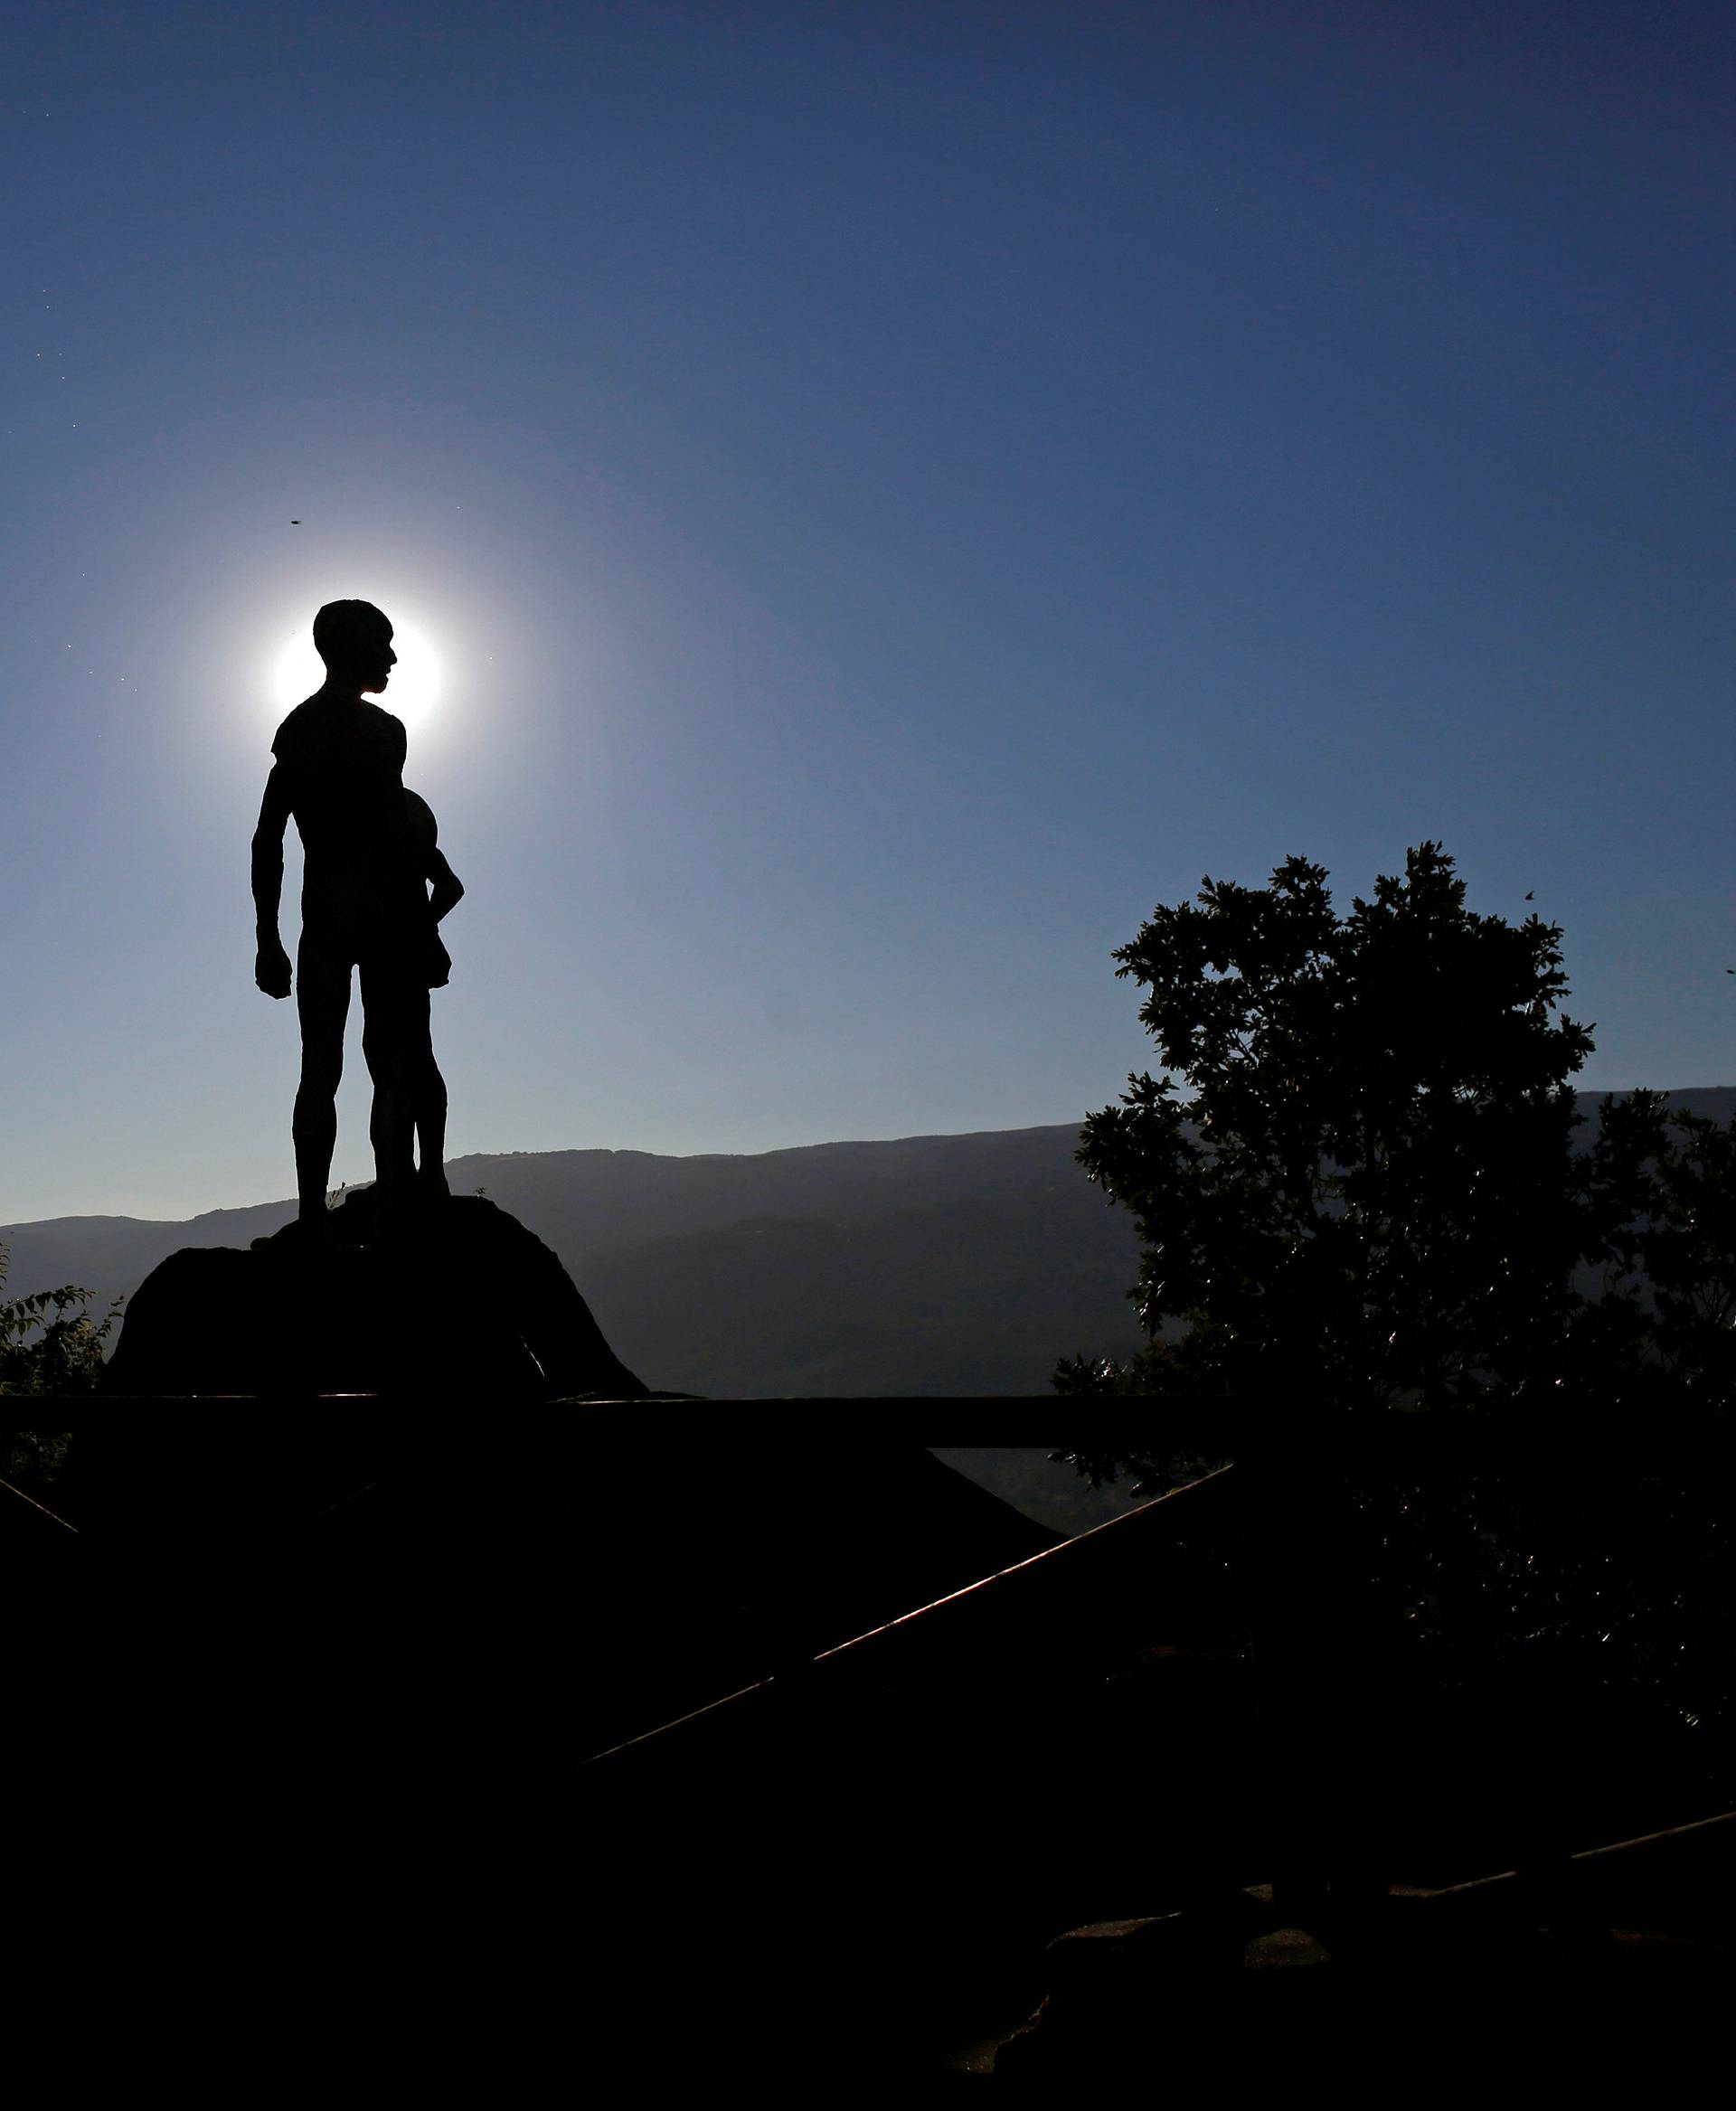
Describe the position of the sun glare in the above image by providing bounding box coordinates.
[269,616,443,734]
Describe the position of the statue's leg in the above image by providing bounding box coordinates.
[405,987,449,1192]
[359,955,417,1193]
[294,939,352,1220]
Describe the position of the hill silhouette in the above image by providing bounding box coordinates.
[7,1092,1733,1396]
[4,1123,1147,1395]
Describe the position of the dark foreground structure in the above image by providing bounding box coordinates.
[7,1409,1734,2083]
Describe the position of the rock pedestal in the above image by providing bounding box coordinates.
[101,1186,647,1398]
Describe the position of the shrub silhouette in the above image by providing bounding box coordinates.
[1,1243,121,1399]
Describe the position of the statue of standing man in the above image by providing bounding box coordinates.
[251,599,463,1226]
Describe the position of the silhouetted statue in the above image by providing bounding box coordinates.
[98,602,656,1395]
[251,600,461,1220]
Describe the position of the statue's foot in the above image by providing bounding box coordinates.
[418,1165,451,1199]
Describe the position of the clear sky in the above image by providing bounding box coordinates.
[3,2,1731,1223]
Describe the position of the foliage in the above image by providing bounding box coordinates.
[2,1241,119,1502]
[2,1425,73,1493]
[1,1241,121,1401]
[1048,845,1736,1754]
[1571,1093,1736,1403]
[1057,1432,1734,1764]
[1054,842,1735,1412]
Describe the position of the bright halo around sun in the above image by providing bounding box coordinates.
[269,617,443,734]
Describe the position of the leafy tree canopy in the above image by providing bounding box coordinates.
[1055,842,1730,1416]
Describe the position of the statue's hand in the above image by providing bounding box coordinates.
[255,940,293,999]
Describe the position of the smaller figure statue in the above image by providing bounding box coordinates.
[394,786,465,1197]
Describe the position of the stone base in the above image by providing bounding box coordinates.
[99,1185,647,1398]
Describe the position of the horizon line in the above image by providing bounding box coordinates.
[7,1084,1734,1231]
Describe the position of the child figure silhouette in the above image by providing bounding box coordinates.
[395,786,464,1194]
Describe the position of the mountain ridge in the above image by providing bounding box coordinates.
[3,1122,1144,1396]
[9,1091,1733,1397]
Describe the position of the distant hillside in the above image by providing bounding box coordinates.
[1,1125,1146,1396]
[8,1090,1732,1398]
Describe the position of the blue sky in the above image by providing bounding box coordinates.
[3,1,1731,1221]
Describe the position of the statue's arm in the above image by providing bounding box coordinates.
[251,766,294,998]
[426,847,464,925]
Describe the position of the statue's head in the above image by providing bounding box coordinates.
[313,599,396,694]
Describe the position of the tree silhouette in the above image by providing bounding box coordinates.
[1052,845,1736,1796]
[1053,841,1722,1417]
